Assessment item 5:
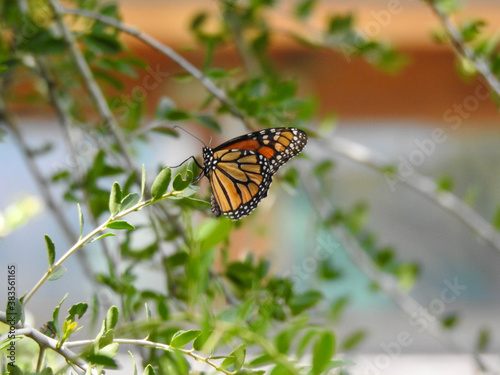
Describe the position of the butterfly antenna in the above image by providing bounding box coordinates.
[173,125,207,147]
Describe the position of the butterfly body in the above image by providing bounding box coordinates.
[198,127,307,220]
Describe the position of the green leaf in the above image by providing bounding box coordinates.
[68,303,88,321]
[275,330,293,354]
[155,96,176,119]
[17,29,65,54]
[6,364,24,375]
[143,364,156,375]
[313,160,334,177]
[170,330,202,348]
[164,109,191,121]
[476,328,490,351]
[493,206,500,230]
[249,353,272,367]
[288,290,322,315]
[312,332,335,375]
[228,345,246,371]
[327,14,354,34]
[77,203,84,239]
[81,32,122,54]
[441,313,459,329]
[341,329,367,351]
[330,296,350,322]
[5,297,23,326]
[106,221,135,230]
[91,233,116,243]
[395,263,419,291]
[109,182,122,216]
[296,329,318,358]
[172,170,193,191]
[105,306,119,330]
[51,294,68,339]
[295,0,317,19]
[151,126,179,137]
[157,299,169,320]
[86,354,118,368]
[128,350,138,375]
[436,176,454,192]
[196,218,232,250]
[121,193,140,211]
[47,265,67,281]
[193,330,212,351]
[45,234,55,268]
[151,167,172,199]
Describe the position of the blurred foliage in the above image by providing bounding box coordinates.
[0,0,498,374]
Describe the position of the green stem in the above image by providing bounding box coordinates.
[23,191,182,305]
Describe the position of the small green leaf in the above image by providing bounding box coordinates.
[143,364,156,375]
[441,313,459,329]
[68,303,88,321]
[194,115,221,132]
[109,182,122,216]
[5,298,23,326]
[45,234,55,268]
[313,160,334,177]
[493,206,500,230]
[128,350,138,375]
[295,0,317,19]
[151,126,179,137]
[151,167,172,199]
[51,294,68,339]
[164,109,191,121]
[330,296,349,322]
[86,354,118,368]
[249,353,272,367]
[312,332,335,375]
[106,221,135,230]
[436,176,454,192]
[121,193,140,211]
[170,330,201,348]
[155,96,176,119]
[81,32,122,54]
[172,170,193,191]
[476,328,490,351]
[288,290,322,315]
[157,299,169,320]
[193,330,212,351]
[341,329,367,351]
[196,218,232,250]
[296,329,318,358]
[91,233,116,243]
[105,306,119,330]
[47,265,67,281]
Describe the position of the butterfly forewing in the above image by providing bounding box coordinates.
[202,127,307,220]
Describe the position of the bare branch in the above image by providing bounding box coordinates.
[0,312,96,375]
[59,6,247,124]
[327,136,500,255]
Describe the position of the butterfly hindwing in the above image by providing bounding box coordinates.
[206,149,272,220]
[201,127,307,220]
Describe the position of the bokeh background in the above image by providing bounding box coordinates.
[2,0,500,373]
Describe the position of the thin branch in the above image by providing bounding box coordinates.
[427,1,500,98]
[0,313,96,375]
[302,170,489,372]
[23,188,185,305]
[47,0,138,173]
[66,338,236,375]
[327,136,500,255]
[59,7,247,124]
[0,97,78,242]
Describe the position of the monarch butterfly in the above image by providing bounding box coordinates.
[189,127,307,220]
